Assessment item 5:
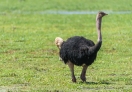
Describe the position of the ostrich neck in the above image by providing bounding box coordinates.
[88,17,103,54]
[96,18,102,42]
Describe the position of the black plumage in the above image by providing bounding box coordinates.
[60,36,97,66]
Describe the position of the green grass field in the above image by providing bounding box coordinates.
[0,0,132,91]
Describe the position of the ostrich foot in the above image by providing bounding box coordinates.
[67,61,76,82]
[80,64,88,82]
[80,74,86,82]
[72,77,76,82]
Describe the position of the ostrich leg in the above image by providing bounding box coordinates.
[67,61,76,82]
[80,64,88,82]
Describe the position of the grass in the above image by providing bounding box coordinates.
[0,0,132,12]
[0,0,132,92]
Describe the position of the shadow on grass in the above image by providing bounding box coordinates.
[79,81,112,85]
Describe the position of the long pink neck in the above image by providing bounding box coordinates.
[96,18,102,42]
[88,14,104,54]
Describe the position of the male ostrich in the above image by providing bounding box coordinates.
[55,12,107,82]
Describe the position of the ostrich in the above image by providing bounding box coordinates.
[55,12,107,82]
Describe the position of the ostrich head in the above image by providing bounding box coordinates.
[96,11,108,20]
[55,37,64,49]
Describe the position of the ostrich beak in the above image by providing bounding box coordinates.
[105,13,108,15]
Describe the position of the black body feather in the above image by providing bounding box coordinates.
[60,36,97,66]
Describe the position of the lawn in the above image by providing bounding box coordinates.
[0,0,132,92]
